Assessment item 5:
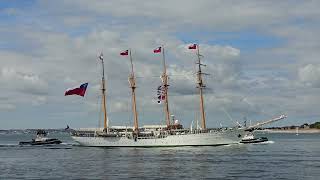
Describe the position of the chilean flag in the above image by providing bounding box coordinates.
[120,50,129,56]
[65,83,88,97]
[153,47,161,53]
[188,44,197,49]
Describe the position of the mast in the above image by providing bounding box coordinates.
[99,53,108,133]
[128,49,139,134]
[160,46,171,128]
[196,45,206,130]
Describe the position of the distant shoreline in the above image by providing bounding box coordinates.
[258,128,320,134]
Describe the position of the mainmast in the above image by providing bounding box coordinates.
[99,53,108,133]
[160,46,171,128]
[128,49,139,134]
[195,44,206,130]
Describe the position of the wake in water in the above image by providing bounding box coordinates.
[0,144,18,147]
[236,140,275,145]
[248,140,275,145]
[260,140,274,144]
[0,142,75,148]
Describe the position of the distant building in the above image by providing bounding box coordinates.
[300,123,309,129]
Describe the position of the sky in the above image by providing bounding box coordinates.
[1,0,320,129]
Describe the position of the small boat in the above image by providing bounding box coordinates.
[240,133,268,144]
[19,130,62,145]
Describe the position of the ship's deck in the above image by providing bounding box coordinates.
[71,127,240,140]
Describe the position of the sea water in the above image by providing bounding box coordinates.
[0,131,319,179]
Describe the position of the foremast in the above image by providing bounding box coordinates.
[195,44,207,130]
[160,46,171,128]
[128,49,139,134]
[99,53,109,133]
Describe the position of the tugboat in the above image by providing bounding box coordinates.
[240,132,268,144]
[239,114,288,144]
[19,129,62,145]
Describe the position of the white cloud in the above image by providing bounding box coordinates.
[0,104,15,111]
[298,64,320,87]
[0,67,48,95]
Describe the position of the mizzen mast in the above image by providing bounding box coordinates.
[191,44,207,130]
[160,46,171,128]
[99,53,109,132]
[197,45,206,130]
[128,49,139,134]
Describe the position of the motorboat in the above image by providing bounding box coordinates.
[240,133,268,144]
[19,129,62,145]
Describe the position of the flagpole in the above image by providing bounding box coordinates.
[196,44,206,130]
[129,49,135,77]
[100,54,108,133]
[161,45,171,128]
[128,49,139,134]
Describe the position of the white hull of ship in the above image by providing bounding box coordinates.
[71,129,245,147]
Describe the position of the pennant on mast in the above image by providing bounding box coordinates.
[156,85,166,104]
[153,47,162,53]
[188,44,197,49]
[120,50,129,56]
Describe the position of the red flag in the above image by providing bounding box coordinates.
[65,83,88,97]
[120,50,129,56]
[188,44,197,49]
[153,47,161,53]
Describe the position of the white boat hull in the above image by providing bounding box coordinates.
[71,129,245,147]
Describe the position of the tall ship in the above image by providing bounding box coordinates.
[71,45,250,147]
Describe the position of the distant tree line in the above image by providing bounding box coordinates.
[310,122,320,129]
